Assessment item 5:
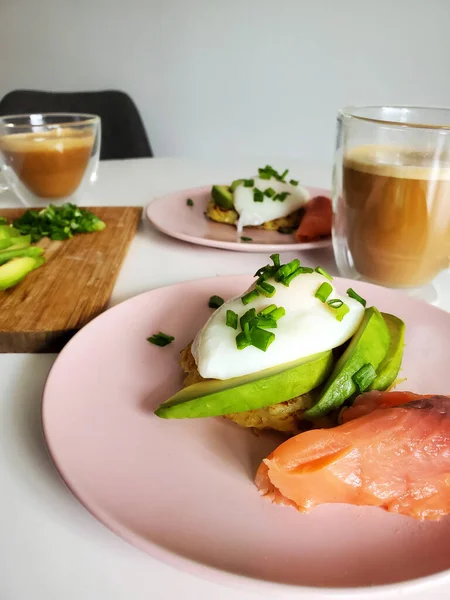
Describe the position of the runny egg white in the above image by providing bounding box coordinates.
[192,272,365,380]
[233,177,310,232]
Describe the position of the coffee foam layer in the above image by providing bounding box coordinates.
[0,129,94,153]
[344,145,450,180]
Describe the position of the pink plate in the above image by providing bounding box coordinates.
[42,275,450,595]
[146,185,332,252]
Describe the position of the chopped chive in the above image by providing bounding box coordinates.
[327,299,344,309]
[347,287,367,307]
[275,191,290,202]
[259,304,277,316]
[280,169,289,181]
[186,198,194,206]
[315,266,333,281]
[243,321,252,342]
[270,253,280,268]
[289,179,299,186]
[240,308,257,329]
[264,187,276,198]
[335,303,350,322]
[250,327,275,352]
[256,281,276,297]
[315,282,333,303]
[226,310,238,329]
[241,289,260,305]
[275,259,300,281]
[240,236,253,242]
[208,295,225,309]
[236,331,251,350]
[253,188,264,202]
[254,264,271,278]
[243,179,254,187]
[271,307,286,321]
[258,169,272,180]
[147,332,175,347]
[353,363,377,392]
[298,266,314,273]
[278,226,294,234]
[281,267,303,287]
[257,316,277,329]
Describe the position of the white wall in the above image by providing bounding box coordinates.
[1,0,449,166]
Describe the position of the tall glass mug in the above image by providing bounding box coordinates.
[0,113,101,206]
[332,106,450,296]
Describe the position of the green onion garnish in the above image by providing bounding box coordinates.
[257,316,277,329]
[240,236,252,242]
[147,332,175,347]
[280,169,289,181]
[240,308,257,329]
[236,331,251,350]
[289,179,299,186]
[315,266,333,281]
[275,259,300,281]
[253,188,264,203]
[256,281,276,297]
[298,266,314,273]
[259,304,277,316]
[186,198,194,206]
[208,295,225,309]
[250,327,275,352]
[274,191,290,202]
[347,288,367,307]
[327,299,344,309]
[243,321,252,342]
[271,307,286,321]
[315,282,333,302]
[241,289,260,305]
[258,170,272,180]
[353,363,377,392]
[270,253,280,268]
[264,187,276,198]
[281,267,303,287]
[243,179,254,187]
[226,310,238,329]
[335,304,350,322]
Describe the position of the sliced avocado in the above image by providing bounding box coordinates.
[155,350,333,419]
[305,307,390,419]
[230,179,244,192]
[0,255,45,290]
[368,313,405,391]
[0,238,13,251]
[0,246,44,266]
[211,185,235,210]
[0,225,20,239]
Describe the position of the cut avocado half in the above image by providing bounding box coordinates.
[155,350,333,419]
[211,185,235,210]
[368,313,405,391]
[305,307,390,419]
[0,246,44,266]
[0,255,45,290]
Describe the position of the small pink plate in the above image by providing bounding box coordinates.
[146,185,332,252]
[42,275,450,595]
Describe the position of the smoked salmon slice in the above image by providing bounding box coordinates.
[295,195,332,242]
[255,391,450,520]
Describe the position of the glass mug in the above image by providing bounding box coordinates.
[332,106,450,294]
[0,113,101,206]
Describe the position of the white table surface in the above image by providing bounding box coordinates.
[1,157,449,600]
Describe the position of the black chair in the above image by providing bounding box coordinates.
[0,89,153,160]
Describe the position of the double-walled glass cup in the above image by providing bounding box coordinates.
[332,106,450,295]
[0,113,101,206]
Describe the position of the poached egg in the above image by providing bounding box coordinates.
[192,272,365,380]
[233,177,310,232]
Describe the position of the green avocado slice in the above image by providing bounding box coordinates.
[368,313,405,391]
[211,185,235,210]
[305,307,390,419]
[155,350,333,419]
[0,246,44,266]
[0,255,45,290]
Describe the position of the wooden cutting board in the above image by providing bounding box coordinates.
[0,206,142,352]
